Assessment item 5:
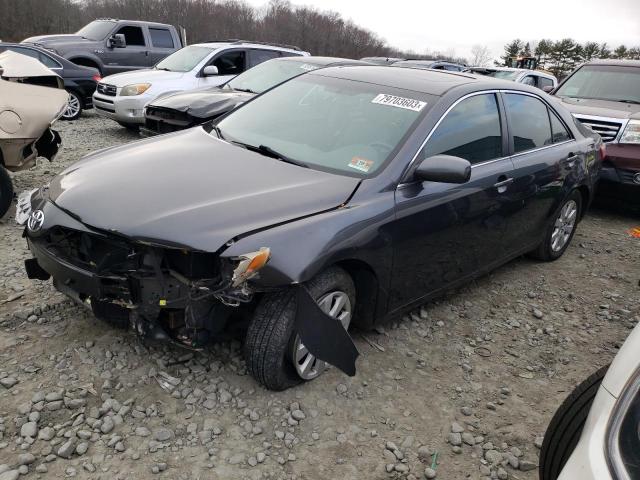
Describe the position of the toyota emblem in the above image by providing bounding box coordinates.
[27,210,45,232]
[634,173,640,185]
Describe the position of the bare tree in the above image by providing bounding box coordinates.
[470,44,492,66]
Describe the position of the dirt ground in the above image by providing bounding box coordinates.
[0,112,638,480]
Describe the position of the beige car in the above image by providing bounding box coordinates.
[0,51,68,217]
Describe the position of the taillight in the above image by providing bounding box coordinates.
[599,143,607,160]
[92,74,102,82]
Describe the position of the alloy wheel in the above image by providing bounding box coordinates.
[291,290,352,380]
[551,199,578,252]
[63,93,81,120]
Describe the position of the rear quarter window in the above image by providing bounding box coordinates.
[149,28,174,49]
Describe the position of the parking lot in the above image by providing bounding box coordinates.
[0,112,637,479]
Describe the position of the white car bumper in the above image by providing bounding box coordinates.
[558,385,616,480]
[93,91,152,126]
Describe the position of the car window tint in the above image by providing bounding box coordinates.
[214,50,246,75]
[539,77,554,89]
[422,93,503,164]
[249,49,281,68]
[149,28,174,48]
[549,110,571,143]
[504,93,553,153]
[5,46,60,68]
[116,26,145,46]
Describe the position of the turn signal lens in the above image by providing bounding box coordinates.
[120,83,151,96]
[232,247,270,287]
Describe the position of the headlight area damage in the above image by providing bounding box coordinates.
[21,200,359,377]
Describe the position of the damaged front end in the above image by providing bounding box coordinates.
[21,198,268,349]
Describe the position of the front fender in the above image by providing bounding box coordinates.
[221,192,395,290]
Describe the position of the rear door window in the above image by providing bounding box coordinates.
[504,93,553,153]
[539,77,554,89]
[115,26,146,46]
[213,50,246,75]
[248,49,281,68]
[422,93,503,164]
[149,28,174,49]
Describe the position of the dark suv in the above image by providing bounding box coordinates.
[552,60,640,203]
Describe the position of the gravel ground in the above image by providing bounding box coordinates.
[0,111,639,480]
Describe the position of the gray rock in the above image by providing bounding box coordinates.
[76,442,89,455]
[519,460,537,472]
[417,445,432,461]
[0,378,18,389]
[485,450,503,464]
[447,432,462,446]
[135,427,151,437]
[100,416,114,434]
[38,427,55,441]
[291,409,306,421]
[57,438,77,459]
[20,422,37,438]
[0,470,19,480]
[18,453,35,465]
[425,467,437,479]
[153,428,173,442]
[451,422,464,433]
[462,432,476,446]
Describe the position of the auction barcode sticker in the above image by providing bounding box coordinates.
[371,94,426,112]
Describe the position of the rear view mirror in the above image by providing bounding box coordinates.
[542,85,554,93]
[108,34,126,48]
[414,155,471,183]
[202,65,219,76]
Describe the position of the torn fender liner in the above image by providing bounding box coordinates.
[294,286,359,376]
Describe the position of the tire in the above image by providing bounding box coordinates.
[244,266,355,391]
[0,166,14,218]
[117,122,140,132]
[61,90,83,120]
[530,190,582,261]
[539,365,609,480]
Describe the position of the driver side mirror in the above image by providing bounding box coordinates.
[414,155,471,183]
[202,65,219,76]
[542,85,554,93]
[108,33,126,48]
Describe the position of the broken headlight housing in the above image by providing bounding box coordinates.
[120,83,151,96]
[607,368,640,480]
[231,248,270,287]
[619,120,640,144]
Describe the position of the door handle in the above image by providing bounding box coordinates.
[564,153,579,167]
[494,176,513,194]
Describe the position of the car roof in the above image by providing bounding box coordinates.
[580,59,640,67]
[310,65,525,96]
[190,41,303,53]
[0,42,70,65]
[471,66,524,72]
[277,56,369,66]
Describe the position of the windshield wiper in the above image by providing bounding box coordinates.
[211,124,226,141]
[614,99,640,105]
[155,67,171,71]
[232,87,257,94]
[232,141,308,168]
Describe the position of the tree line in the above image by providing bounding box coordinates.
[0,0,467,62]
[500,38,640,78]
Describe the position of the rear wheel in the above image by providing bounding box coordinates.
[61,90,83,120]
[539,365,609,480]
[0,166,14,218]
[244,266,355,391]
[530,190,582,261]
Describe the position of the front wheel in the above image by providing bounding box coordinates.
[530,190,582,261]
[62,90,83,120]
[539,365,609,480]
[0,166,14,218]
[244,266,355,391]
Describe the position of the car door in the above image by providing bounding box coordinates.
[197,49,247,88]
[101,25,150,74]
[148,27,176,65]
[389,92,520,311]
[500,91,579,250]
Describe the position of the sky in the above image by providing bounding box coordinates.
[244,0,640,61]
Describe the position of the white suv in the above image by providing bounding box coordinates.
[93,41,309,128]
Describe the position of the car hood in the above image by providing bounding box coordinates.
[556,96,640,120]
[47,127,360,252]
[149,87,254,118]
[101,69,186,87]
[22,34,93,46]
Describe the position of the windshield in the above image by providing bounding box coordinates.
[556,65,640,103]
[155,46,214,73]
[215,74,432,177]
[227,59,321,94]
[484,70,521,80]
[76,21,116,41]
